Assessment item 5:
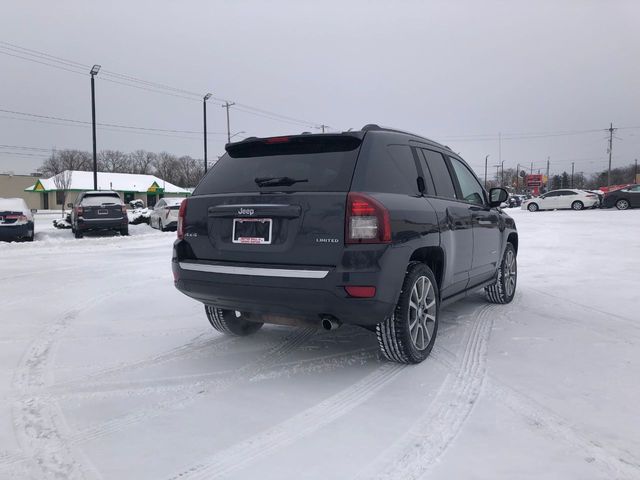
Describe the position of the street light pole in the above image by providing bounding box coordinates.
[484,155,489,189]
[90,65,101,190]
[203,93,212,173]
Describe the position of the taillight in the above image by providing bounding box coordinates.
[265,136,290,144]
[586,194,596,198]
[75,206,83,216]
[177,199,188,239]
[5,214,27,222]
[345,192,391,244]
[121,205,128,215]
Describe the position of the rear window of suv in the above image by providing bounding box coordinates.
[81,195,122,206]
[196,135,362,194]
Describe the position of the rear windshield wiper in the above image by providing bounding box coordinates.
[254,176,309,187]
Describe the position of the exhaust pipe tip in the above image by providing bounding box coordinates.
[321,317,341,331]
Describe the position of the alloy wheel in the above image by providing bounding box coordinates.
[616,199,629,210]
[408,276,437,350]
[503,248,517,297]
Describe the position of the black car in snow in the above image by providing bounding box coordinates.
[70,191,129,238]
[173,125,518,364]
[602,185,640,210]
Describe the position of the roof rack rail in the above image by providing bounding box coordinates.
[360,124,447,150]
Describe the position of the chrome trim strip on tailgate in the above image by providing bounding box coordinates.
[178,262,329,279]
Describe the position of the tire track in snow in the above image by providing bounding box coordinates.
[50,347,378,401]
[166,362,406,480]
[486,379,640,480]
[358,303,496,480]
[49,331,238,392]
[10,278,159,480]
[66,327,317,445]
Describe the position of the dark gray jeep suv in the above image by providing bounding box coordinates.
[173,125,517,364]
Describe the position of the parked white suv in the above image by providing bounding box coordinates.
[150,197,186,231]
[522,189,598,212]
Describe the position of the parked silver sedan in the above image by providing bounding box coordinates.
[149,197,186,231]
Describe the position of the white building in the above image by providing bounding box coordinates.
[23,170,191,209]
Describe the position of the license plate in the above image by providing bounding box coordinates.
[98,209,109,215]
[232,218,272,244]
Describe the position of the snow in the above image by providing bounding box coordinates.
[0,197,29,213]
[1,208,639,479]
[25,170,191,195]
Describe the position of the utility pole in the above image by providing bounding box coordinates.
[635,158,638,183]
[530,162,533,175]
[516,163,520,191]
[607,122,615,187]
[222,101,235,144]
[498,132,502,166]
[571,162,575,188]
[321,124,327,133]
[203,93,212,173]
[546,156,550,192]
[495,164,500,186]
[90,65,101,190]
[501,161,505,188]
[484,155,489,189]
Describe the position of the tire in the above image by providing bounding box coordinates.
[376,263,439,364]
[74,229,83,239]
[571,201,584,210]
[527,203,539,212]
[120,228,129,236]
[616,199,630,210]
[485,243,517,304]
[204,306,263,336]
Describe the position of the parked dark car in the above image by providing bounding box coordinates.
[70,191,129,238]
[0,198,35,242]
[172,125,518,364]
[602,184,640,210]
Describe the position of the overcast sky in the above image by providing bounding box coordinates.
[1,0,639,180]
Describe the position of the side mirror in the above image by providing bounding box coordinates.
[489,188,508,208]
[67,203,74,208]
[30,209,38,214]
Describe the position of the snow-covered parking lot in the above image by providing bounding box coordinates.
[1,208,639,480]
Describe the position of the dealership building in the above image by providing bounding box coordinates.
[13,170,191,209]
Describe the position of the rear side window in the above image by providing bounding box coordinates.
[448,157,485,205]
[419,149,457,199]
[81,195,122,206]
[352,144,419,195]
[196,136,361,194]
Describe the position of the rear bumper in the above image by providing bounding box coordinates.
[0,223,32,241]
[77,217,127,231]
[172,245,409,326]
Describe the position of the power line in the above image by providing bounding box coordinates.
[0,40,325,129]
[0,107,227,136]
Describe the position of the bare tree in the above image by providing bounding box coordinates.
[53,170,73,216]
[153,152,180,184]
[40,149,92,176]
[98,150,129,172]
[130,150,156,174]
[176,155,204,188]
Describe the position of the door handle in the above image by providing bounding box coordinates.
[477,219,493,225]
